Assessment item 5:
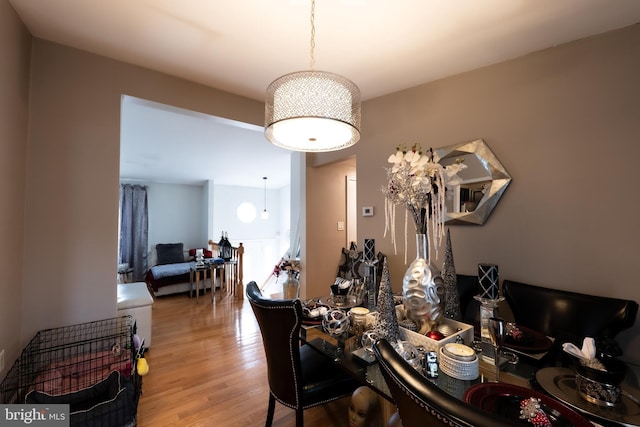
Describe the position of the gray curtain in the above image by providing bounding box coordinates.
[119,184,149,282]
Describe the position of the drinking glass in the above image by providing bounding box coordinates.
[392,341,423,374]
[349,307,369,344]
[361,330,380,355]
[348,278,366,305]
[488,317,506,381]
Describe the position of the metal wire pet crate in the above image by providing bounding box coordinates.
[0,315,142,426]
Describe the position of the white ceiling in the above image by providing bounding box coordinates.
[120,96,292,188]
[11,0,640,188]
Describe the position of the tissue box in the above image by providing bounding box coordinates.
[399,319,474,352]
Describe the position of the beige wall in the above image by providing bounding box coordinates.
[0,0,31,369]
[317,24,640,362]
[3,0,638,366]
[22,39,264,346]
[304,157,356,299]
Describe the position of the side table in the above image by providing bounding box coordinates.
[210,263,225,303]
[190,263,212,303]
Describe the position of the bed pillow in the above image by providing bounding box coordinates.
[188,248,213,258]
[156,243,184,265]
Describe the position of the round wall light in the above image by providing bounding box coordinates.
[236,202,257,223]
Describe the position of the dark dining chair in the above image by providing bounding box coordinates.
[246,281,359,427]
[503,279,638,356]
[455,274,482,326]
[373,339,514,427]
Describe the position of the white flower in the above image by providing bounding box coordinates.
[382,144,467,261]
[388,151,404,165]
[280,259,301,271]
[273,258,301,278]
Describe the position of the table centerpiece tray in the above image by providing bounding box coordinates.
[536,367,640,427]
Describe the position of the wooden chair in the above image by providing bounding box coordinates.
[246,282,359,427]
[373,339,514,427]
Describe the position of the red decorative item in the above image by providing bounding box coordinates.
[506,322,524,340]
[519,397,552,427]
[189,248,213,258]
[426,330,444,340]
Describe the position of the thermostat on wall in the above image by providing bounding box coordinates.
[362,206,374,217]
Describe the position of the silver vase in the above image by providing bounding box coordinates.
[402,234,445,327]
[282,271,300,299]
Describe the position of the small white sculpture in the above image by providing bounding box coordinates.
[195,248,204,267]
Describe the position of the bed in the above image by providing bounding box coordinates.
[145,261,192,293]
[144,242,244,297]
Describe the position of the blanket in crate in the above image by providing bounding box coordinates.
[23,346,136,426]
[29,346,131,396]
[25,370,136,426]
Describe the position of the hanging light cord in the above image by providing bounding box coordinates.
[309,0,315,70]
[263,177,267,211]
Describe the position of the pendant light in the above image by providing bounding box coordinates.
[261,177,269,220]
[265,0,361,152]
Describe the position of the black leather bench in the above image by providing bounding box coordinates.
[503,279,638,357]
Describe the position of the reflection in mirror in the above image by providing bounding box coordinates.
[435,139,511,225]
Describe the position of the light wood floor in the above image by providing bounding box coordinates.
[137,290,352,426]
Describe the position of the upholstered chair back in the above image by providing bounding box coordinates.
[247,282,303,407]
[247,281,359,427]
[503,280,638,349]
[374,339,514,427]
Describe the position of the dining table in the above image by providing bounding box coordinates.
[300,318,640,427]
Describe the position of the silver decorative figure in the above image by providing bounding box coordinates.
[441,229,462,321]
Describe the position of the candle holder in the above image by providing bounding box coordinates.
[364,262,378,311]
[363,239,376,264]
[478,264,499,299]
[474,263,502,341]
[362,239,378,311]
[473,295,505,341]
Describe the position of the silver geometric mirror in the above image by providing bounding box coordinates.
[435,139,511,225]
